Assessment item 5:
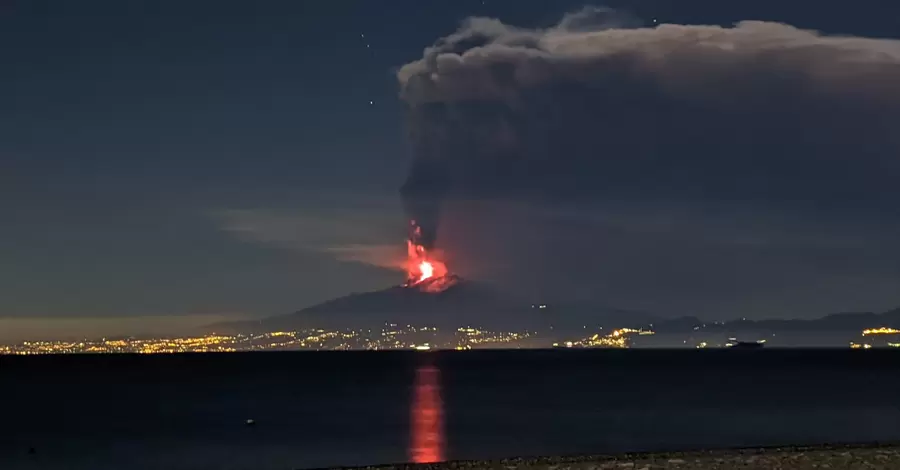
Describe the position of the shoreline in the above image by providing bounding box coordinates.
[333,443,900,470]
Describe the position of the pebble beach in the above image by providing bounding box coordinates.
[340,444,900,470]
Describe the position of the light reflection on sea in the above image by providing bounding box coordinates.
[410,362,445,463]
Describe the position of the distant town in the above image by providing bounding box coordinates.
[1,324,898,355]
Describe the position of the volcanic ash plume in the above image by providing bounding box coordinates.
[393,6,900,309]
[396,6,900,233]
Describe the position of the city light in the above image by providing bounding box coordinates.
[18,323,900,353]
[0,326,542,354]
[862,327,900,336]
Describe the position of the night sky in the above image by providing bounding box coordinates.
[2,1,899,341]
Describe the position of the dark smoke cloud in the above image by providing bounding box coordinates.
[396,8,900,316]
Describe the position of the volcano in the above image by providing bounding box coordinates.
[211,220,656,334]
[220,275,548,332]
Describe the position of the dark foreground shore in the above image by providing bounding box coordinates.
[341,444,900,470]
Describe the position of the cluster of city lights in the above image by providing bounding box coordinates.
[552,328,655,349]
[0,325,543,355]
[862,327,900,336]
[849,327,900,349]
[4,324,899,355]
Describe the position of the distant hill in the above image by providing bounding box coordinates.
[653,308,900,334]
[209,275,655,333]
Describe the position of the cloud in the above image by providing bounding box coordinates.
[217,208,406,271]
[394,8,900,317]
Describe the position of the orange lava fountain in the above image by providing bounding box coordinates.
[404,221,449,291]
[406,240,447,284]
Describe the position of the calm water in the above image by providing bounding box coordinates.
[2,350,900,469]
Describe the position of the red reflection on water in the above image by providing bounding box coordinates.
[410,364,444,463]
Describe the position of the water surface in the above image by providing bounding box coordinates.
[2,350,899,469]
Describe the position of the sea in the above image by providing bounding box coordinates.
[2,349,900,470]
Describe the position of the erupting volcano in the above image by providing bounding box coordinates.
[404,221,455,293]
[213,221,539,332]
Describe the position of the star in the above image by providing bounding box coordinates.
[369,100,375,105]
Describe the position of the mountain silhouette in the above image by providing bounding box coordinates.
[209,275,900,336]
[210,275,654,333]
[653,308,900,334]
[214,276,544,332]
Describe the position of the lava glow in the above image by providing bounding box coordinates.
[404,221,449,290]
[418,261,434,282]
[406,240,448,287]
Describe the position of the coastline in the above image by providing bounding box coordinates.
[336,443,900,470]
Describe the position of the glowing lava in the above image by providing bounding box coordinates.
[406,239,448,285]
[418,260,434,282]
[405,221,450,291]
